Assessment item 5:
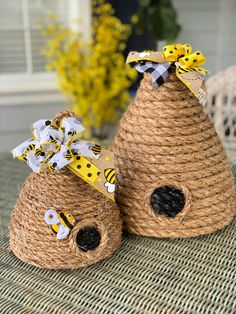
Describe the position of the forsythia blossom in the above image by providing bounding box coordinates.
[41,1,137,136]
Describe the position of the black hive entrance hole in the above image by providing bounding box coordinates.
[150,185,185,218]
[76,227,101,252]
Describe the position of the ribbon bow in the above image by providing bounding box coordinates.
[12,116,115,200]
[126,44,208,101]
[12,117,99,173]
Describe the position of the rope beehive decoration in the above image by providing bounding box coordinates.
[113,44,236,238]
[9,110,122,269]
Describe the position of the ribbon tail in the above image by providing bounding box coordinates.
[176,68,206,101]
[67,148,115,201]
[151,62,172,88]
[192,66,208,76]
[135,61,171,89]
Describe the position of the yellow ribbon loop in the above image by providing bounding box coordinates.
[180,44,192,55]
[163,44,208,77]
[162,44,181,62]
[178,51,206,68]
[162,44,192,62]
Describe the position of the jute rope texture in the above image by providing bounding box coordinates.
[113,71,236,238]
[9,110,122,269]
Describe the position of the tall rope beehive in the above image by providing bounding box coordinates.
[9,111,122,269]
[113,70,236,238]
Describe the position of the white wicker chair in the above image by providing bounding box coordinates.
[204,66,236,162]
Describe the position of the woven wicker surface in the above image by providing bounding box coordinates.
[0,153,236,314]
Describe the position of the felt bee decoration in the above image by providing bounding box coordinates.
[44,209,76,240]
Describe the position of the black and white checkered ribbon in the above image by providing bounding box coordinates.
[135,61,172,88]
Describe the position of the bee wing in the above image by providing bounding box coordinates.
[44,209,60,225]
[57,225,70,240]
[104,182,116,193]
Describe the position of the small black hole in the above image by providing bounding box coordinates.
[150,185,185,218]
[76,227,101,252]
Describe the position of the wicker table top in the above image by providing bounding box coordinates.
[0,154,235,314]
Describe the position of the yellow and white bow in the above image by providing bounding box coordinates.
[12,117,99,173]
[126,43,208,101]
[12,116,115,200]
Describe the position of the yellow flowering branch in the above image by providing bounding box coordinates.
[41,1,137,138]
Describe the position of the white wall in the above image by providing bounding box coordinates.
[0,0,91,153]
[173,0,236,73]
[0,84,67,153]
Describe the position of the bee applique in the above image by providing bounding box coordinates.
[91,144,101,156]
[104,168,116,193]
[44,209,76,240]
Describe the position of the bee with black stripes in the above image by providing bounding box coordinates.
[19,154,28,163]
[91,144,101,156]
[67,130,76,137]
[24,144,36,154]
[44,209,76,240]
[35,148,45,157]
[18,144,36,164]
[49,135,57,145]
[64,149,74,161]
[48,162,58,173]
[104,168,116,193]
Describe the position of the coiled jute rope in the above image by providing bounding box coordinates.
[9,110,122,269]
[113,71,236,238]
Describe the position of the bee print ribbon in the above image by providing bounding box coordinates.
[126,44,208,101]
[12,116,115,200]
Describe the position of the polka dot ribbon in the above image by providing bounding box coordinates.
[126,43,208,100]
[12,116,116,201]
[163,44,208,76]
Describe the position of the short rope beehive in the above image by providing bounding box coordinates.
[9,111,122,269]
[113,71,236,238]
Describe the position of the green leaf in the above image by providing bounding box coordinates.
[136,0,181,41]
[138,0,152,8]
[150,4,181,40]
